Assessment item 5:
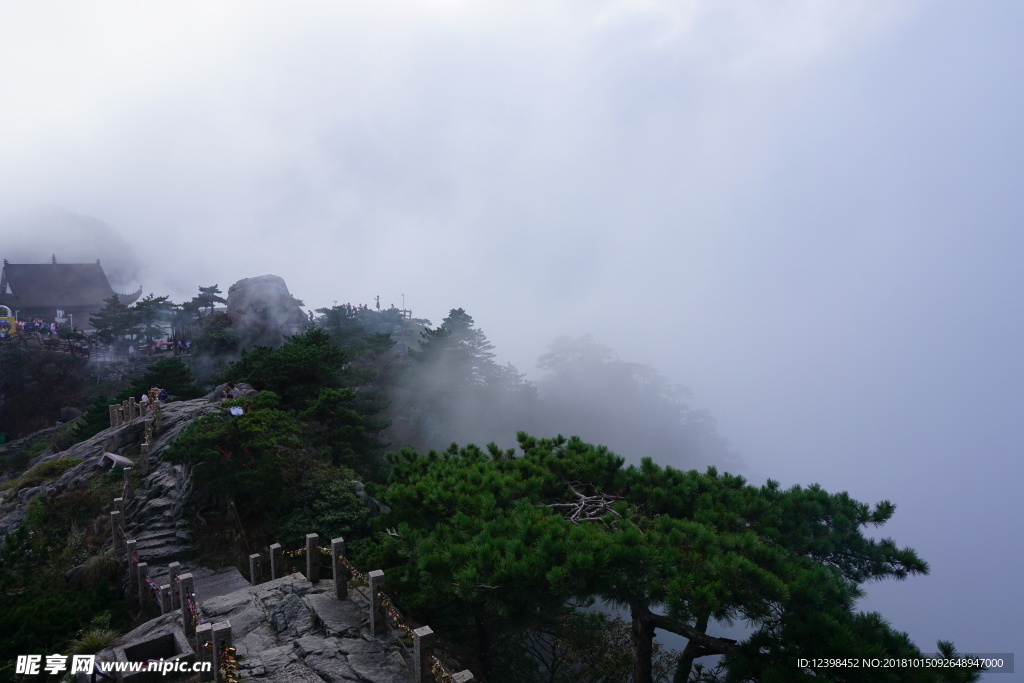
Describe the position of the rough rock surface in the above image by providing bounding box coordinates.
[0,389,251,544]
[89,574,412,683]
[227,274,309,348]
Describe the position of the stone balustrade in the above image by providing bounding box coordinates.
[113,492,476,682]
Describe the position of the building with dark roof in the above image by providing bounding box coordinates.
[0,256,142,325]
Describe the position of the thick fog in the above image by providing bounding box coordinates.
[2,0,1020,672]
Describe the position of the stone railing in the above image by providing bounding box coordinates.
[196,620,238,683]
[108,395,160,430]
[111,497,178,615]
[108,397,143,428]
[111,499,233,683]
[111,499,474,682]
[253,533,475,683]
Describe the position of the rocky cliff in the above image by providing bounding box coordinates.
[227,274,309,348]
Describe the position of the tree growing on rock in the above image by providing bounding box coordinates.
[192,284,227,318]
[362,434,981,683]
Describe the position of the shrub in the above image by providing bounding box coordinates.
[82,552,121,588]
[0,457,83,495]
[277,472,370,547]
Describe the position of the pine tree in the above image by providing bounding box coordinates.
[88,295,135,352]
[192,284,227,318]
[131,293,174,354]
[364,434,981,683]
[411,308,498,387]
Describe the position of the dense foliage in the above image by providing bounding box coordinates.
[221,328,348,409]
[361,434,980,683]
[0,344,89,438]
[162,390,371,548]
[0,468,130,681]
[163,391,305,510]
[389,308,537,450]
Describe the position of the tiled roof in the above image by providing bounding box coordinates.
[0,262,141,308]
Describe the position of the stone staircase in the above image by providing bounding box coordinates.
[124,462,195,565]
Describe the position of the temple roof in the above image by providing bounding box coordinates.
[0,260,141,309]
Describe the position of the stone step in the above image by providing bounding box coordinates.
[305,589,367,639]
[145,563,196,586]
[131,516,177,528]
[134,538,193,564]
[194,567,250,602]
[134,528,190,543]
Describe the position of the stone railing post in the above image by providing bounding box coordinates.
[114,496,125,518]
[369,570,385,635]
[414,626,434,682]
[110,510,122,553]
[137,562,149,608]
[128,397,137,420]
[305,533,319,583]
[126,540,138,592]
[123,467,133,499]
[179,573,196,639]
[195,623,213,682]
[108,405,117,428]
[269,544,282,579]
[159,583,172,614]
[211,621,232,683]
[249,553,262,585]
[331,537,348,599]
[168,562,181,608]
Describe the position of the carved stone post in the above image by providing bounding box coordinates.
[414,626,434,682]
[331,537,348,599]
[211,621,232,683]
[109,405,117,428]
[159,584,172,614]
[305,533,319,583]
[128,397,137,420]
[369,570,385,636]
[269,543,282,580]
[180,573,196,639]
[168,562,181,608]
[196,623,213,682]
[123,467,133,499]
[127,540,138,593]
[137,562,149,608]
[249,553,262,585]
[110,510,122,553]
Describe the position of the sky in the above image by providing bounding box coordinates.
[1,0,1020,674]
